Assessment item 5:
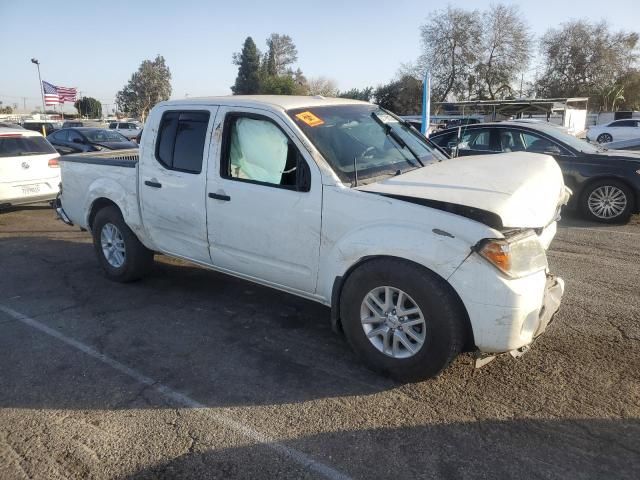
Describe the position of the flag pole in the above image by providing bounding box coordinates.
[30,58,47,134]
[421,71,431,137]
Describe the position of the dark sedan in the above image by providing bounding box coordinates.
[47,128,137,155]
[430,122,640,223]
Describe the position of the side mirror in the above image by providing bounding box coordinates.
[72,137,84,144]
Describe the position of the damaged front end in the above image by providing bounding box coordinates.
[473,274,564,368]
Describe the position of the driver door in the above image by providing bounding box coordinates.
[206,107,322,294]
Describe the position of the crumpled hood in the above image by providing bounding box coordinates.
[357,152,568,229]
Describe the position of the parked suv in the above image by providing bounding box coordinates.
[108,121,141,140]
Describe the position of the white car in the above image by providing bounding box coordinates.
[56,96,569,381]
[0,127,60,208]
[108,121,141,140]
[586,119,640,143]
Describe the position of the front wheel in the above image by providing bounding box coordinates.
[597,133,613,143]
[340,258,467,382]
[580,180,633,223]
[92,206,154,282]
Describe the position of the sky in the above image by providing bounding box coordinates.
[2,0,639,113]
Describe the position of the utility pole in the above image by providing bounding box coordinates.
[30,58,47,124]
[519,72,524,98]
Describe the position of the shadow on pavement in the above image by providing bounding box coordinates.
[121,418,640,479]
[0,236,398,410]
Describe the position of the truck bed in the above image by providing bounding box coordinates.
[59,149,142,233]
[60,149,139,167]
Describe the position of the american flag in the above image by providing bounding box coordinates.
[42,81,77,105]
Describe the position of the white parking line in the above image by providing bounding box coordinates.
[0,304,351,480]
[560,227,640,236]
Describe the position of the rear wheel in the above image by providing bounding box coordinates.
[580,180,633,223]
[92,206,154,282]
[597,133,613,143]
[340,258,466,382]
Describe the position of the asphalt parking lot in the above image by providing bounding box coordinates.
[0,205,638,479]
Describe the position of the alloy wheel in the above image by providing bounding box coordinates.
[588,185,627,219]
[360,286,426,359]
[100,222,126,268]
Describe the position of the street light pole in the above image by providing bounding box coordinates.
[31,58,47,121]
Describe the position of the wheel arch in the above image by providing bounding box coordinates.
[87,197,121,231]
[330,255,475,351]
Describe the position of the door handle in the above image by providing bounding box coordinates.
[144,180,162,188]
[208,192,231,201]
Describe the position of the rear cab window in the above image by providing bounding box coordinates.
[155,111,210,173]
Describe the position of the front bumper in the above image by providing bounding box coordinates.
[448,252,565,355]
[533,275,564,338]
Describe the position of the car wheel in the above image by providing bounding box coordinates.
[580,180,633,223]
[92,206,154,282]
[340,258,466,382]
[597,133,613,143]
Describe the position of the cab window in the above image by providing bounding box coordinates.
[155,111,210,173]
[221,114,309,191]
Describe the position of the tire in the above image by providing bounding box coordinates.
[92,206,154,282]
[580,179,634,224]
[340,258,466,382]
[597,133,613,143]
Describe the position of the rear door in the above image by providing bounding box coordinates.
[205,107,322,294]
[139,106,218,264]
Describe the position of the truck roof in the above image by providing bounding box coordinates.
[159,95,368,111]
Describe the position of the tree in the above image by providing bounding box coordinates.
[74,97,102,118]
[265,34,298,75]
[307,76,339,97]
[476,4,531,99]
[536,20,639,109]
[261,75,307,95]
[232,37,262,95]
[374,76,423,114]
[339,87,374,102]
[415,6,482,102]
[116,55,171,121]
[617,69,640,110]
[0,105,13,114]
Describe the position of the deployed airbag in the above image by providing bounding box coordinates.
[230,118,288,184]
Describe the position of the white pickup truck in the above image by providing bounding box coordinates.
[57,95,570,381]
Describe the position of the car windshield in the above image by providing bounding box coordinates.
[0,135,57,157]
[288,104,447,185]
[83,130,129,142]
[536,125,602,153]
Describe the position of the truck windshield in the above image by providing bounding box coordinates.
[288,104,447,185]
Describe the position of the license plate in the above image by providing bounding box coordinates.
[21,184,41,195]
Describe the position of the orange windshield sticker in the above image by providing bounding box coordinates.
[295,111,324,127]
